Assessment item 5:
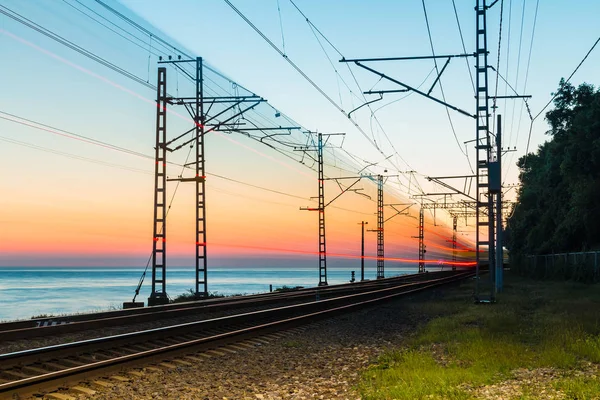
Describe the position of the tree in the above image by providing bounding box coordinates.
[506,80,600,255]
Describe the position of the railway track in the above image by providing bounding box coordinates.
[0,271,473,399]
[0,269,457,343]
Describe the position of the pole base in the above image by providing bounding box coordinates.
[147,293,170,306]
[123,301,144,309]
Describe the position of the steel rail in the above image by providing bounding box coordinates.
[0,272,472,398]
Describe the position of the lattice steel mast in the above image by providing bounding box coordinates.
[317,133,327,286]
[475,0,496,301]
[194,58,208,298]
[149,67,169,306]
[375,175,384,279]
[417,208,425,273]
[148,56,266,304]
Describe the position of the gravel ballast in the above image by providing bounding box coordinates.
[46,289,436,400]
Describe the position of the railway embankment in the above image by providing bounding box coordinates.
[6,271,598,399]
[85,272,600,400]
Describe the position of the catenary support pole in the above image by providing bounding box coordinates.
[317,133,327,286]
[376,175,384,278]
[149,67,169,306]
[195,57,208,298]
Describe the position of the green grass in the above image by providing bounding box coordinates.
[357,273,600,399]
[554,376,600,399]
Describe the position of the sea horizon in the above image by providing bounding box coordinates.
[0,265,442,321]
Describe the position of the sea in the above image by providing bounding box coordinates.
[0,265,438,322]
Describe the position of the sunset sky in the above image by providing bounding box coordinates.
[1,0,597,268]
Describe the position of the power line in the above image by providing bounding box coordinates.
[0,111,152,159]
[503,0,540,180]
[0,135,152,175]
[421,0,473,173]
[513,0,539,147]
[225,0,421,197]
[507,0,527,148]
[0,111,319,201]
[492,0,504,120]
[0,5,156,91]
[287,0,425,195]
[502,0,513,116]
[451,0,475,94]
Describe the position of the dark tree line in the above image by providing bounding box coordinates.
[506,80,600,256]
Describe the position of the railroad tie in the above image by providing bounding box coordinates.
[218,347,237,354]
[226,344,249,351]
[91,380,113,389]
[205,349,226,357]
[109,375,130,382]
[44,393,76,400]
[184,356,205,362]
[235,342,255,349]
[171,359,193,366]
[70,386,97,395]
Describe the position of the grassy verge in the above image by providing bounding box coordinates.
[358,272,600,399]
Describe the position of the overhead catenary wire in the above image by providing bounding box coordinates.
[2,0,356,183]
[451,0,475,94]
[0,110,319,202]
[491,0,504,127]
[507,0,527,149]
[502,0,513,121]
[229,0,423,197]
[287,0,426,196]
[0,5,156,90]
[421,0,474,174]
[513,0,539,147]
[59,0,419,202]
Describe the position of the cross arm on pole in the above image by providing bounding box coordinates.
[340,53,475,62]
[350,61,476,119]
[384,203,413,223]
[324,177,362,208]
[426,175,477,202]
